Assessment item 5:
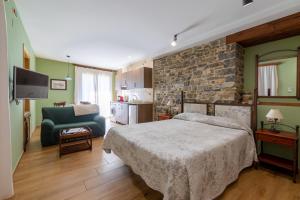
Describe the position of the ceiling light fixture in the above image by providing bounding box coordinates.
[171,34,178,47]
[243,0,253,7]
[170,21,203,47]
[65,55,72,81]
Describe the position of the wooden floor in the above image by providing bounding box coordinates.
[10,122,300,200]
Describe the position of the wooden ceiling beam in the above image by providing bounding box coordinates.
[226,12,300,47]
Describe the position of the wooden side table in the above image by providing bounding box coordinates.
[158,114,172,121]
[59,127,93,157]
[256,125,299,182]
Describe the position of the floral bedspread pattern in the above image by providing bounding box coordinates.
[103,113,257,200]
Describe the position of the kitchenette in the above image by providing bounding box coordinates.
[111,64,153,125]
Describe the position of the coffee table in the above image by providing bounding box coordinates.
[59,127,92,157]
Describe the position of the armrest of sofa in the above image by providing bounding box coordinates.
[93,115,106,135]
[41,119,55,129]
[41,119,56,146]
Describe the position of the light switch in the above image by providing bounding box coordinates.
[288,87,293,93]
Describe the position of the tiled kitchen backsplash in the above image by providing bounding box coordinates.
[118,88,153,102]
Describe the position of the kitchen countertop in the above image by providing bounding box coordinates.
[111,101,153,105]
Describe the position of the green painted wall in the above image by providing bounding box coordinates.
[244,35,300,164]
[35,58,75,125]
[5,0,36,171]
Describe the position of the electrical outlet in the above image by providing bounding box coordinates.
[288,87,293,93]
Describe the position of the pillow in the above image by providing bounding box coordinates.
[173,112,207,121]
[174,112,252,135]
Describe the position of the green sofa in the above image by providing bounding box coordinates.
[41,106,106,146]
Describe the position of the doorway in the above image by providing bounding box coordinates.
[23,44,31,151]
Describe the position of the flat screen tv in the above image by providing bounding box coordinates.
[14,66,49,99]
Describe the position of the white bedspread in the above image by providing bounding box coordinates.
[103,113,257,200]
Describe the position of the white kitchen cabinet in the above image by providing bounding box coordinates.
[114,103,128,124]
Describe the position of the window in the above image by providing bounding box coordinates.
[75,67,112,117]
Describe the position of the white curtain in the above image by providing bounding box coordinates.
[75,66,112,117]
[258,65,278,96]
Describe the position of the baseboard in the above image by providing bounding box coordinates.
[12,150,23,173]
[1,193,15,200]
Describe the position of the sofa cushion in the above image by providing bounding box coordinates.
[42,107,98,124]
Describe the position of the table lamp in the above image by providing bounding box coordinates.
[266,109,283,133]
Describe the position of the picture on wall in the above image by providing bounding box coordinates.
[50,79,67,90]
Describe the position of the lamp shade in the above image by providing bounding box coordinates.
[266,109,283,121]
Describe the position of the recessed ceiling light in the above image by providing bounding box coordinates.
[243,0,253,7]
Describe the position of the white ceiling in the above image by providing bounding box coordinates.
[15,0,300,70]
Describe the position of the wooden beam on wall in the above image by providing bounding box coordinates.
[226,12,300,47]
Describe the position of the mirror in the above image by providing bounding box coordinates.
[256,49,300,98]
[258,57,297,97]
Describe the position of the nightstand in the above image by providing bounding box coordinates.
[256,126,299,182]
[158,114,172,121]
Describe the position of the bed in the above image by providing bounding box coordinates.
[103,100,257,200]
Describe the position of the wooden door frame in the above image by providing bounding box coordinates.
[23,44,30,68]
[23,44,31,152]
[23,44,30,114]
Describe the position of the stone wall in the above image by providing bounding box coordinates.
[153,38,244,117]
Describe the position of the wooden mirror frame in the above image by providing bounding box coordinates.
[255,48,300,99]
